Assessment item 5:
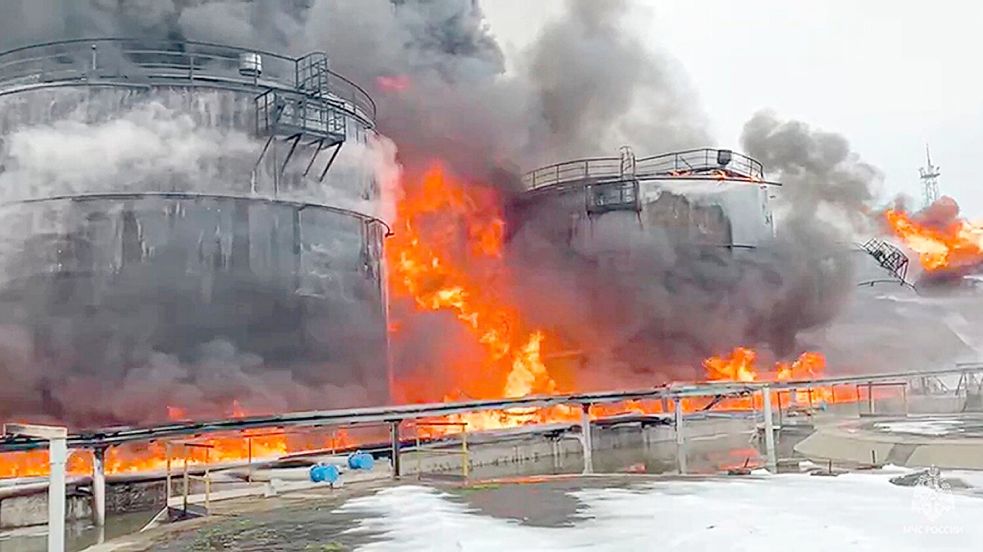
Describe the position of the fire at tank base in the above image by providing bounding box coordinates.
[1,366,982,549]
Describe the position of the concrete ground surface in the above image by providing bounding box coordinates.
[795,414,983,469]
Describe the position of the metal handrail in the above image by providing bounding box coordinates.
[7,364,983,453]
[523,148,766,190]
[0,38,376,125]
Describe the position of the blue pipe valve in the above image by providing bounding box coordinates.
[309,463,340,484]
[347,451,375,471]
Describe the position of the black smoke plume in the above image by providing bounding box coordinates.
[0,1,887,425]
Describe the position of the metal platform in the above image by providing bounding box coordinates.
[523,148,775,191]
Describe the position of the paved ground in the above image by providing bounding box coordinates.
[153,496,376,551]
[867,413,983,438]
[84,481,394,552]
[795,413,983,469]
[116,476,710,551]
[447,476,641,528]
[74,442,749,552]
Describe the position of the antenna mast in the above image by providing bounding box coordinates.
[919,144,941,208]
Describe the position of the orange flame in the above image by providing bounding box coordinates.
[165,405,188,421]
[704,347,759,382]
[387,163,575,433]
[885,209,983,271]
[388,164,559,405]
[703,347,837,409]
[0,405,359,479]
[0,163,885,478]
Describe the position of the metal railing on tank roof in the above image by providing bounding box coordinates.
[522,148,766,190]
[0,38,376,125]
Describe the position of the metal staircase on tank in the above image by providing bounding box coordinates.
[254,52,348,190]
[585,146,641,215]
[862,238,910,283]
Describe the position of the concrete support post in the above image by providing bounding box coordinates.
[762,386,777,473]
[182,448,190,515]
[247,437,253,483]
[776,391,784,432]
[92,447,107,527]
[390,421,401,479]
[674,398,687,475]
[4,424,69,552]
[48,437,67,552]
[580,403,593,475]
[902,383,909,417]
[165,442,172,505]
[855,384,862,417]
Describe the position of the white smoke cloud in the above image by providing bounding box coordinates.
[1,101,254,199]
[0,88,386,215]
[369,134,403,226]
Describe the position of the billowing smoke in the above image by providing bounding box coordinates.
[0,0,307,52]
[522,0,709,162]
[0,0,709,183]
[736,113,981,375]
[499,111,886,386]
[297,0,718,391]
[300,0,709,182]
[0,0,886,425]
[908,195,961,230]
[0,2,400,427]
[506,186,857,386]
[0,333,376,427]
[0,89,384,214]
[740,110,882,231]
[0,90,392,426]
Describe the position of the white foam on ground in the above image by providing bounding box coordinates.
[336,473,982,551]
[945,470,983,490]
[874,420,965,436]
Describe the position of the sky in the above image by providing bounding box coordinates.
[482,0,983,216]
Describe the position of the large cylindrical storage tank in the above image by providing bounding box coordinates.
[0,39,389,426]
[506,148,782,382]
[514,148,777,253]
